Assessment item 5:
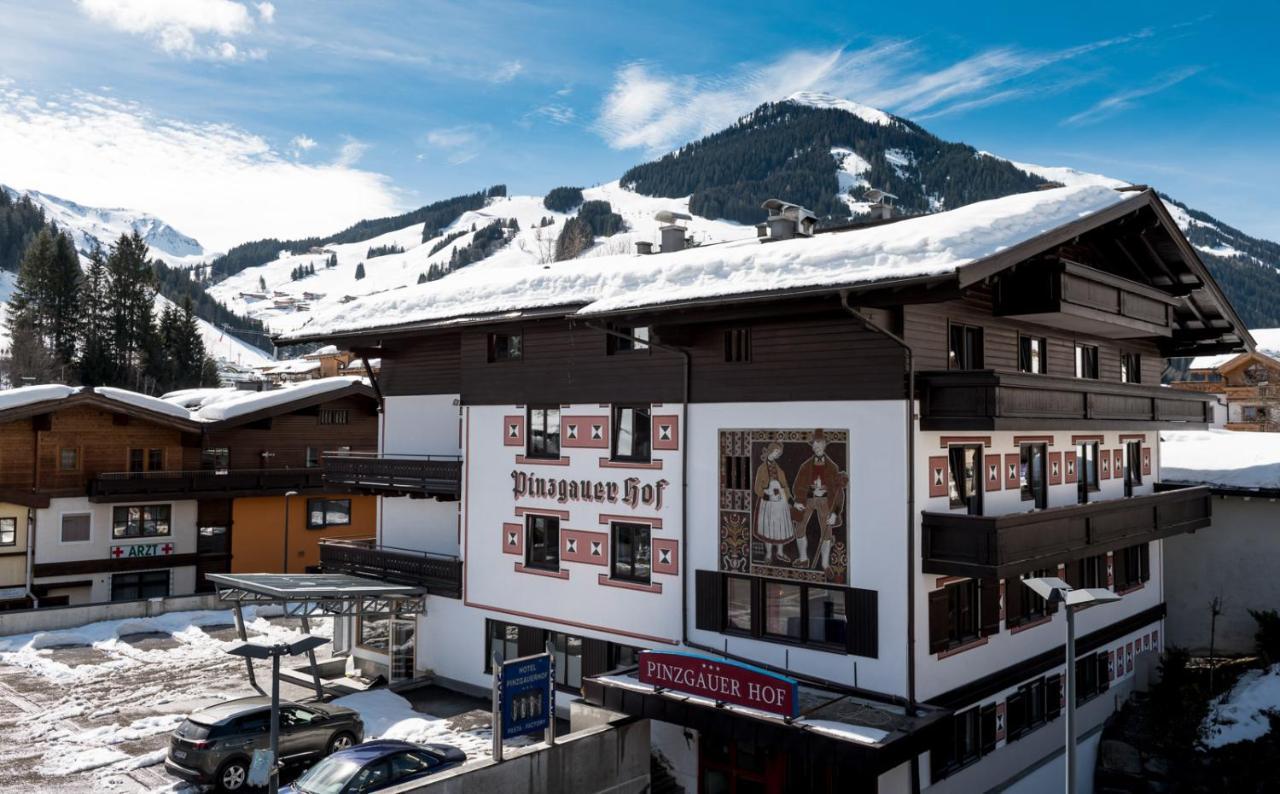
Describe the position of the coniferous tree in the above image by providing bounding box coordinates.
[105,231,158,387]
[354,262,366,280]
[7,226,81,370]
[259,275,267,291]
[199,356,220,387]
[78,247,115,385]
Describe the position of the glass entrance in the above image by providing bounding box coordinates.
[700,736,784,794]
[390,618,416,681]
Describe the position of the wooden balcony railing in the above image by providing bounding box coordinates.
[918,370,1214,430]
[319,538,462,598]
[89,468,327,501]
[323,453,462,499]
[922,486,1212,578]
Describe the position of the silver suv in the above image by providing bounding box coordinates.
[165,696,364,792]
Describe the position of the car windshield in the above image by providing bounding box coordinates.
[291,756,364,794]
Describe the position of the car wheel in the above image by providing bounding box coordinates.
[327,731,356,754]
[217,758,251,792]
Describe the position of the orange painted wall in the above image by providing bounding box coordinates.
[230,492,377,574]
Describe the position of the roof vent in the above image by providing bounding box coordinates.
[654,210,693,253]
[759,199,817,242]
[864,188,897,220]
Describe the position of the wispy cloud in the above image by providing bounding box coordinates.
[288,134,316,158]
[0,82,399,250]
[595,31,1154,153]
[1061,66,1203,126]
[333,136,371,167]
[524,104,576,126]
[490,60,524,83]
[75,0,268,60]
[424,124,491,165]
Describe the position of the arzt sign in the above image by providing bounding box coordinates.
[109,542,175,559]
[638,651,799,718]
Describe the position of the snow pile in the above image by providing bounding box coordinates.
[332,689,502,761]
[0,383,80,411]
[1189,328,1280,370]
[159,387,231,409]
[187,376,365,422]
[785,91,895,127]
[287,184,1129,339]
[1160,429,1280,492]
[94,386,193,420]
[1203,664,1280,748]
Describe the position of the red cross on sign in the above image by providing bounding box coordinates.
[111,546,124,558]
[161,543,174,555]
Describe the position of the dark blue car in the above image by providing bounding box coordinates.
[282,739,466,794]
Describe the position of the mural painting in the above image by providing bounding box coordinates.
[719,428,849,584]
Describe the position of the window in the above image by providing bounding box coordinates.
[1124,441,1143,496]
[948,323,983,370]
[1243,405,1268,422]
[1020,443,1048,509]
[725,576,753,633]
[611,522,651,583]
[1074,554,1107,589]
[358,614,389,652]
[318,408,349,425]
[1018,335,1047,374]
[763,581,802,640]
[1120,352,1141,384]
[389,751,438,780]
[149,448,164,471]
[202,447,230,473]
[1007,678,1048,742]
[525,514,559,571]
[1115,544,1150,591]
[1074,343,1099,379]
[948,445,982,515]
[280,706,320,728]
[60,513,91,543]
[0,517,15,546]
[1075,651,1110,705]
[607,325,650,354]
[307,499,351,529]
[112,504,172,538]
[933,707,982,779]
[110,571,170,602]
[305,447,319,468]
[1007,569,1053,628]
[806,587,848,646]
[1077,442,1099,503]
[488,332,523,362]
[947,579,980,646]
[929,577,998,653]
[526,406,561,459]
[611,405,652,463]
[551,632,584,691]
[59,447,79,471]
[1046,674,1063,720]
[488,621,520,667]
[724,327,751,363]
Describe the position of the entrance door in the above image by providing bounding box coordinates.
[390,618,416,681]
[699,735,785,794]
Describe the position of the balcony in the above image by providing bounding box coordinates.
[992,259,1176,338]
[323,453,462,499]
[917,370,1214,430]
[89,468,327,501]
[922,486,1212,578]
[319,538,462,598]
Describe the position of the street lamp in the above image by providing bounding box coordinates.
[282,490,299,573]
[225,635,330,794]
[1023,577,1122,794]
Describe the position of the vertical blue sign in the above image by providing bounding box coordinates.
[500,654,552,740]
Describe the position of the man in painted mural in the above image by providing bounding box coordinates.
[752,441,795,563]
[790,429,847,571]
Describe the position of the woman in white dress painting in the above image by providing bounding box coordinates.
[753,441,795,564]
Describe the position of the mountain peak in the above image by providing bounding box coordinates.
[782,91,895,127]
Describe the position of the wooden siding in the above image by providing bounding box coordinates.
[202,395,378,469]
[32,405,192,492]
[904,288,1165,385]
[380,333,462,396]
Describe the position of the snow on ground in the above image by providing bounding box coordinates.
[1160,429,1280,492]
[208,181,753,337]
[884,148,914,179]
[1202,664,1280,748]
[331,689,504,761]
[785,91,896,127]
[1188,327,1280,370]
[285,184,1130,340]
[831,147,875,216]
[983,154,1129,190]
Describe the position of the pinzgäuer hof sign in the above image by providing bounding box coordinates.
[638,650,799,718]
[511,470,669,511]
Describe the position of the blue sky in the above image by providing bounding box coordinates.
[0,1,1276,250]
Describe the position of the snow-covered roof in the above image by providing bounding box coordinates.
[261,358,321,375]
[305,344,340,358]
[0,384,80,412]
[287,184,1131,340]
[1160,429,1280,493]
[186,376,367,422]
[94,386,194,420]
[157,387,231,409]
[1188,328,1280,370]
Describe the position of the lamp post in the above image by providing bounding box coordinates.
[1023,577,1122,794]
[225,635,330,794]
[282,490,299,573]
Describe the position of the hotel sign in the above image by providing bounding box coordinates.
[109,542,175,559]
[511,470,669,511]
[638,651,799,718]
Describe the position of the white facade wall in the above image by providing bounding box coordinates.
[377,394,463,555]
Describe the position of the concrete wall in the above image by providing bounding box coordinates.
[384,710,650,794]
[1165,495,1279,655]
[0,592,222,636]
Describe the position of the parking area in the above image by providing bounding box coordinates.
[0,607,500,792]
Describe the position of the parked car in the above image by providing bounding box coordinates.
[282,739,466,794]
[164,696,364,792]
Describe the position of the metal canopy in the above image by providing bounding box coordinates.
[207,572,426,618]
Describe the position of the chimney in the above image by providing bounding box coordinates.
[864,188,897,220]
[759,199,817,242]
[654,210,693,254]
[635,241,654,255]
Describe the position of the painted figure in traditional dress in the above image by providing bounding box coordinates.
[791,429,847,570]
[752,441,795,563]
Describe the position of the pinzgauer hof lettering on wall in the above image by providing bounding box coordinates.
[719,428,849,584]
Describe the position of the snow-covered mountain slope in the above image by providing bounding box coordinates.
[207,181,755,336]
[1,185,208,267]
